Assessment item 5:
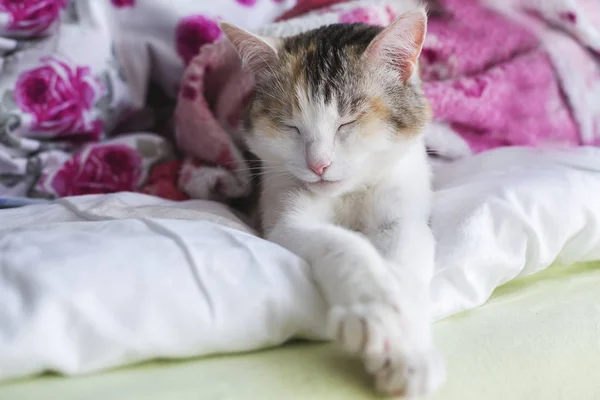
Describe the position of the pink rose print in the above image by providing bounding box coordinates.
[15,56,104,140]
[339,7,386,26]
[49,144,143,196]
[140,160,189,201]
[236,0,257,6]
[0,0,67,36]
[111,0,136,8]
[558,11,577,24]
[176,15,222,65]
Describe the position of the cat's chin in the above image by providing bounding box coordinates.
[304,179,348,195]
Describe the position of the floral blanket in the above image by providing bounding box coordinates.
[1,0,599,206]
[174,0,600,202]
[0,0,304,204]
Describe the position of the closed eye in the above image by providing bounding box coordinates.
[283,124,301,135]
[337,120,357,132]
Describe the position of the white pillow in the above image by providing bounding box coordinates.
[1,147,600,381]
[0,193,328,381]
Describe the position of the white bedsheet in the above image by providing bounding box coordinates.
[1,147,599,381]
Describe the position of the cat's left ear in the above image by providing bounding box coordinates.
[219,22,280,75]
[364,7,427,83]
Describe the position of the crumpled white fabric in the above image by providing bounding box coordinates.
[1,147,600,381]
[430,147,600,318]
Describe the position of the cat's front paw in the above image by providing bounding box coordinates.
[374,348,445,398]
[330,303,445,398]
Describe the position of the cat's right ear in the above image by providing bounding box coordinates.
[363,8,427,83]
[219,22,280,75]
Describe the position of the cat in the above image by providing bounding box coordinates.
[220,7,445,398]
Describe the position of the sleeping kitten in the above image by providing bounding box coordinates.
[221,8,444,398]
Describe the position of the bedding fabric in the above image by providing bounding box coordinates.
[175,0,600,202]
[1,146,600,381]
[1,0,600,203]
[1,0,600,388]
[1,261,599,400]
[0,0,300,201]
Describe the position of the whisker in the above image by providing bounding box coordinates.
[258,171,294,185]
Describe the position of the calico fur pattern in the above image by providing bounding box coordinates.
[222,7,444,398]
[245,23,431,140]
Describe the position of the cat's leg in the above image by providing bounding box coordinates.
[356,187,444,397]
[267,199,396,310]
[267,195,437,397]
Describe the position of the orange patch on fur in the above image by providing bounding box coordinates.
[369,97,391,119]
[286,52,304,82]
[359,97,431,137]
[286,53,307,113]
[254,116,283,138]
[403,101,433,136]
[358,97,391,136]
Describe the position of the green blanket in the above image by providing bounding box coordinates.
[2,262,600,400]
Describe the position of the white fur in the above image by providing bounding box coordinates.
[223,9,444,397]
[248,113,444,397]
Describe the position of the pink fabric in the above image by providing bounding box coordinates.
[0,0,297,201]
[176,15,223,65]
[174,0,600,200]
[111,0,136,8]
[0,0,67,36]
[421,0,580,152]
[15,56,105,140]
[338,7,390,25]
[483,0,600,146]
[39,143,143,197]
[140,160,190,201]
[175,40,254,199]
[277,0,346,21]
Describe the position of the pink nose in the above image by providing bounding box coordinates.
[309,161,331,176]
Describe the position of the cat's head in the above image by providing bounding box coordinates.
[221,9,431,195]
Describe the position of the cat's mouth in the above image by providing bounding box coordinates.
[307,179,343,189]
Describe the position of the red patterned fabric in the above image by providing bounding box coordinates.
[277,0,347,20]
